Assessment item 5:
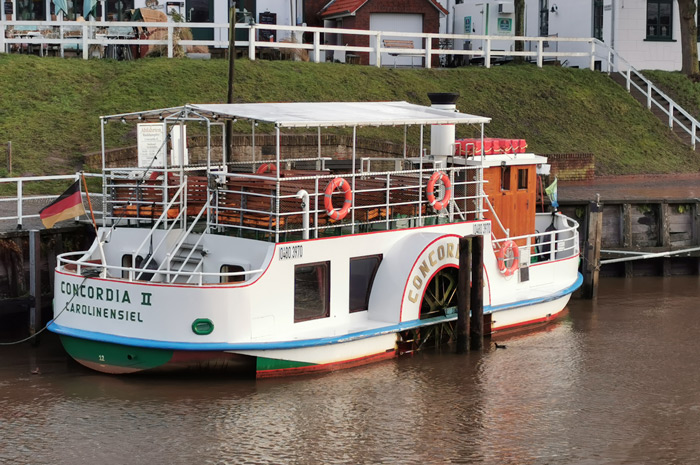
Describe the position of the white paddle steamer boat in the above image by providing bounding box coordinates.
[49,96,582,377]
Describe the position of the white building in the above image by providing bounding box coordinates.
[439,0,696,71]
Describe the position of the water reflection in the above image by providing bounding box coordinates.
[2,277,700,464]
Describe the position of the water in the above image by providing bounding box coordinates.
[2,276,700,464]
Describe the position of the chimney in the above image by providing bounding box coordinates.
[427,92,459,158]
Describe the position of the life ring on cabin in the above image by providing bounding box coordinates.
[324,177,352,221]
[497,240,520,277]
[426,171,452,211]
[256,163,277,174]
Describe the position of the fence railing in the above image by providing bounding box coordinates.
[1,19,598,68]
[0,173,103,230]
[595,39,700,150]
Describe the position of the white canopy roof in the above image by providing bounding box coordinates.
[183,101,490,128]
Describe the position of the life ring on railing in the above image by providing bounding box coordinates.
[426,171,452,211]
[324,177,352,221]
[256,163,277,174]
[148,171,177,183]
[497,240,520,277]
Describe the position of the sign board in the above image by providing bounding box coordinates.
[137,123,166,168]
[498,18,512,33]
[258,11,276,41]
[4,2,13,15]
[464,16,472,34]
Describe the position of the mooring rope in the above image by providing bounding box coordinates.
[0,276,88,346]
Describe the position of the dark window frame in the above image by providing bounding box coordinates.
[593,0,604,41]
[501,166,511,191]
[517,168,529,190]
[646,0,673,41]
[294,261,331,323]
[539,0,549,37]
[349,254,383,313]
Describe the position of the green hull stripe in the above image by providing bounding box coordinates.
[60,335,174,370]
[256,356,316,371]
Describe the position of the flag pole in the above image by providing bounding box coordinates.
[81,172,98,232]
[81,172,108,277]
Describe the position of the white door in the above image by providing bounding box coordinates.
[369,13,423,67]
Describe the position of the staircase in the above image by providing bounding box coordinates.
[599,41,700,151]
[166,239,207,283]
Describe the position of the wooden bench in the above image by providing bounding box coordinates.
[383,39,422,68]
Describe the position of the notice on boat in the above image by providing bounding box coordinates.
[137,123,166,168]
[279,245,303,260]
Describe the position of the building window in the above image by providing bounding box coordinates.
[593,0,604,41]
[16,0,45,20]
[294,262,330,322]
[107,0,133,21]
[517,168,529,190]
[349,255,382,313]
[501,166,511,191]
[647,0,673,40]
[220,264,245,283]
[539,0,549,37]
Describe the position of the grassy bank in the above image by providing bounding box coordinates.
[1,53,698,177]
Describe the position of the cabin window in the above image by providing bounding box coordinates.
[500,166,511,191]
[646,0,673,40]
[349,255,382,313]
[220,264,245,283]
[593,0,604,41]
[517,168,529,190]
[294,261,330,322]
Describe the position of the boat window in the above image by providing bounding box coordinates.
[220,265,245,283]
[500,166,511,191]
[121,254,132,279]
[349,255,382,313]
[294,261,330,322]
[517,168,529,190]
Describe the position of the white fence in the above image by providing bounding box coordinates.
[0,18,600,68]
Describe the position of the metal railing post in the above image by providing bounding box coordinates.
[668,102,673,128]
[16,179,23,229]
[693,121,697,150]
[0,15,5,53]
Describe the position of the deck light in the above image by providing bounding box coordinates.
[120,118,126,124]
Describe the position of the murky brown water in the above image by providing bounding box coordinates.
[2,276,700,464]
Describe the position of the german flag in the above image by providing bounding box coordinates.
[39,181,86,229]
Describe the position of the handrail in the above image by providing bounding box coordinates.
[596,39,700,149]
[57,250,263,283]
[165,192,214,284]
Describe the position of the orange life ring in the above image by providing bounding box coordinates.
[256,163,277,174]
[497,240,520,276]
[324,177,352,220]
[426,171,452,211]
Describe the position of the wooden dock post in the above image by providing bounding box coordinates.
[456,236,471,353]
[582,198,603,299]
[28,230,42,344]
[470,235,484,350]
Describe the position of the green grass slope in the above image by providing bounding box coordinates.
[0,53,698,177]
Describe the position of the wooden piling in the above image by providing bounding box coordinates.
[28,230,41,344]
[582,199,603,299]
[456,236,471,353]
[470,235,484,350]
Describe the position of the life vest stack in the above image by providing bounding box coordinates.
[455,138,527,156]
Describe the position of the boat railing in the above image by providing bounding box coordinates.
[212,164,486,241]
[493,213,580,265]
[56,250,263,285]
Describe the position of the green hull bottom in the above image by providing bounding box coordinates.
[59,336,256,375]
[60,335,175,374]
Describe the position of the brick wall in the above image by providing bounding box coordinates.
[545,153,595,181]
